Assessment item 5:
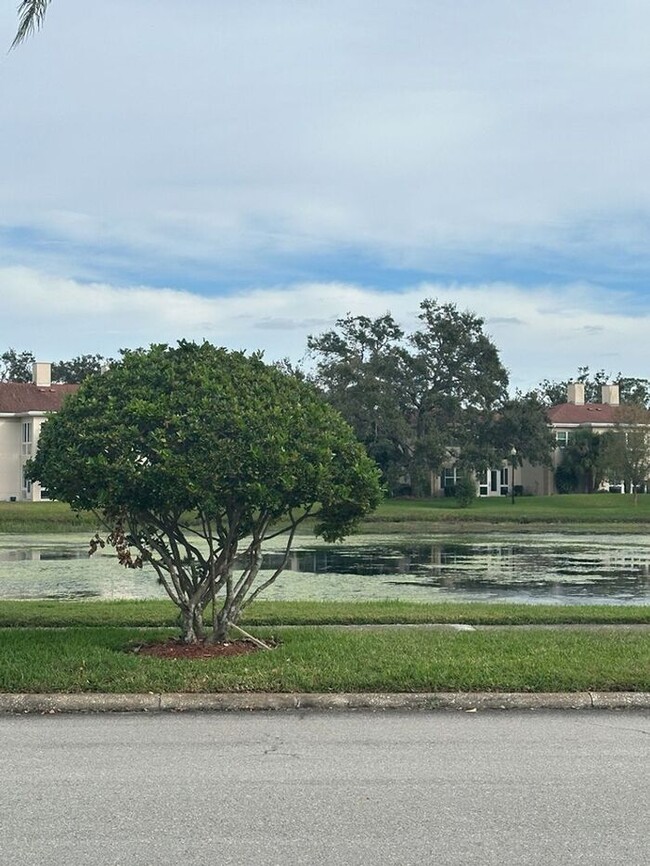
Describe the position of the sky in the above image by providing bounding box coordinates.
[0,0,649,392]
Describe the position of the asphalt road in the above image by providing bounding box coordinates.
[1,710,648,865]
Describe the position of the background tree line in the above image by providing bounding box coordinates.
[0,349,112,385]
[5,298,649,498]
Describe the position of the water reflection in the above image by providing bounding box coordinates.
[0,533,649,604]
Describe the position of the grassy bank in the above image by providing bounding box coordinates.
[1,625,647,693]
[366,494,650,530]
[0,502,96,533]
[3,494,650,535]
[1,599,648,627]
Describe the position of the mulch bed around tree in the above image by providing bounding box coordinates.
[134,639,269,660]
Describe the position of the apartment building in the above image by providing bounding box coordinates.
[0,363,77,501]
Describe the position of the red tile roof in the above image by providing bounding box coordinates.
[548,403,650,425]
[0,382,78,414]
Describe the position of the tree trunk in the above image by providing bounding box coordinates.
[212,604,230,643]
[180,604,204,644]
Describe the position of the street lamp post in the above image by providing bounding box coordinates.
[510,446,517,504]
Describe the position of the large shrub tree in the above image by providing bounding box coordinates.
[29,342,383,643]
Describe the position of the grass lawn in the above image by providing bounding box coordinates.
[0,501,96,533]
[2,494,650,535]
[1,499,648,696]
[1,625,647,694]
[1,598,649,627]
[367,493,650,529]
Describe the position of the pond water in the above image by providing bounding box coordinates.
[1,532,649,605]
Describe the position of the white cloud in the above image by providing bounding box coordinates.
[0,267,646,391]
[2,1,650,272]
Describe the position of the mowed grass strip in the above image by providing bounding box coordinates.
[367,493,650,526]
[1,599,649,628]
[0,502,96,533]
[3,494,650,535]
[0,626,647,694]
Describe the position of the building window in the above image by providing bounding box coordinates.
[22,466,32,495]
[441,467,457,489]
[555,431,570,448]
[21,421,32,456]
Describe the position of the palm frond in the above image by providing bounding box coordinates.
[12,0,52,50]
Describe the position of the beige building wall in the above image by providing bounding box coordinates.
[0,417,22,500]
[519,459,554,496]
[0,413,49,501]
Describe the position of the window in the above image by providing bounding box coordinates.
[22,466,32,495]
[441,467,457,488]
[555,430,570,448]
[21,421,32,456]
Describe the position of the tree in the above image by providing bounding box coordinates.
[11,1,50,48]
[308,299,509,495]
[0,348,112,384]
[555,429,608,494]
[307,313,412,494]
[601,405,650,504]
[28,342,383,644]
[52,354,112,384]
[477,394,554,474]
[0,348,36,382]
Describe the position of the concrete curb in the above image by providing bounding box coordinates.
[1,691,649,714]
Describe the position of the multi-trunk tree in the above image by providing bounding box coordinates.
[28,342,383,644]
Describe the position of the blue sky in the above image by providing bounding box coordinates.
[0,1,649,391]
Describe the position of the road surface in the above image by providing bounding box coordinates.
[1,710,648,864]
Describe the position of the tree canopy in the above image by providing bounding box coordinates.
[554,429,608,494]
[601,405,650,502]
[0,348,112,384]
[0,348,35,382]
[28,342,382,643]
[478,395,554,472]
[308,299,511,494]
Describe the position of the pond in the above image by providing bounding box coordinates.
[1,532,649,604]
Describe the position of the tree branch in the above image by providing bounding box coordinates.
[12,0,51,49]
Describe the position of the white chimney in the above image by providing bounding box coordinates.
[32,362,51,387]
[567,382,585,405]
[601,384,620,406]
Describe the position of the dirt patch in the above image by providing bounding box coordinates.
[134,638,269,660]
